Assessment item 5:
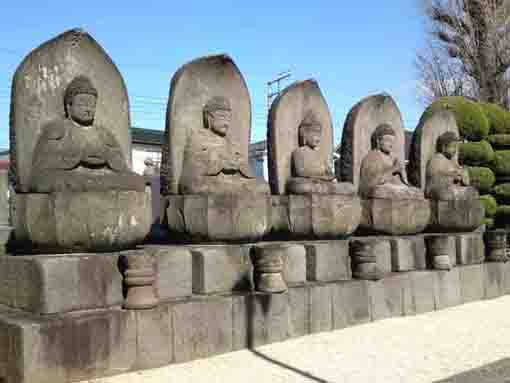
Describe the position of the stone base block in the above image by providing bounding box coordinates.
[351,238,392,280]
[484,262,510,299]
[459,264,485,303]
[150,246,192,301]
[429,199,484,233]
[433,268,462,309]
[305,241,351,282]
[368,273,413,320]
[390,236,427,271]
[14,191,151,253]
[191,245,252,295]
[456,232,485,265]
[272,194,362,238]
[360,198,431,235]
[281,244,307,285]
[425,235,457,269]
[165,194,271,242]
[408,271,436,314]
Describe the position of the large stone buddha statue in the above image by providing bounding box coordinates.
[180,96,269,195]
[287,112,354,195]
[30,76,145,193]
[425,131,478,201]
[360,123,424,200]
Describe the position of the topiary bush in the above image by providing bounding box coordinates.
[493,183,510,204]
[488,134,510,148]
[480,102,510,134]
[467,167,496,194]
[459,140,495,166]
[480,194,498,217]
[428,96,489,141]
[495,205,510,227]
[490,150,510,176]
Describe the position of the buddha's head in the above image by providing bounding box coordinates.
[204,96,232,137]
[64,76,98,127]
[299,112,322,150]
[437,131,459,160]
[373,123,396,155]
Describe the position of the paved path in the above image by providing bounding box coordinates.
[87,295,510,383]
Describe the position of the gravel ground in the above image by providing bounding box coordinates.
[86,295,510,383]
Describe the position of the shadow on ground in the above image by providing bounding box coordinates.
[434,358,510,383]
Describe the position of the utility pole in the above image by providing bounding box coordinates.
[266,70,292,111]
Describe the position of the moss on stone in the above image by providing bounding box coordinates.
[480,194,498,217]
[480,102,510,134]
[488,134,510,148]
[490,150,510,176]
[459,140,495,166]
[468,167,496,194]
[428,97,489,141]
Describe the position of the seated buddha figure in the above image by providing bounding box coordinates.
[426,131,479,201]
[30,76,145,193]
[287,112,355,195]
[360,123,424,200]
[179,96,269,195]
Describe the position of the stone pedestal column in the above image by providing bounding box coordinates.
[350,240,383,280]
[485,230,509,263]
[251,245,287,294]
[426,236,452,270]
[122,250,159,310]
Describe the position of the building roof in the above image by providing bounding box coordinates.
[131,127,165,146]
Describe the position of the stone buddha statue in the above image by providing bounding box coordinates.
[360,123,424,200]
[29,76,145,193]
[287,112,355,195]
[179,96,269,195]
[425,131,479,200]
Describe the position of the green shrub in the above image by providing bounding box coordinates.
[495,205,510,227]
[490,150,510,176]
[459,140,495,166]
[480,102,510,134]
[428,96,489,141]
[480,194,498,217]
[467,167,496,194]
[493,183,510,204]
[483,217,495,229]
[488,134,510,148]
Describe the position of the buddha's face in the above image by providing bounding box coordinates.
[377,134,395,155]
[302,126,322,149]
[68,93,97,126]
[208,109,231,137]
[443,141,458,159]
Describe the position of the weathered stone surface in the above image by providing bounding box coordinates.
[408,271,436,315]
[0,253,123,314]
[281,244,307,285]
[171,297,233,363]
[191,245,252,294]
[350,238,392,280]
[368,274,412,320]
[361,198,431,235]
[484,262,510,299]
[0,226,12,255]
[232,293,290,349]
[331,280,371,329]
[166,194,272,242]
[426,235,457,270]
[267,79,355,197]
[135,306,172,369]
[287,286,309,338]
[459,264,485,303]
[305,241,351,282]
[0,170,9,226]
[456,233,485,265]
[251,244,287,293]
[309,284,333,333]
[151,246,192,300]
[14,191,151,253]
[122,250,158,310]
[433,268,462,309]
[429,199,484,232]
[339,94,406,189]
[390,236,427,272]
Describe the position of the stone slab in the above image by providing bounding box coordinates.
[287,286,309,339]
[390,237,427,272]
[191,246,252,295]
[281,244,307,285]
[151,246,192,301]
[305,241,351,282]
[368,273,412,320]
[484,262,510,300]
[309,284,333,334]
[0,253,123,314]
[425,235,457,269]
[408,271,436,315]
[459,264,485,304]
[456,233,485,265]
[331,280,371,329]
[433,268,462,310]
[171,297,233,363]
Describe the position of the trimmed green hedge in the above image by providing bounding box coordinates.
[490,150,510,176]
[495,205,510,227]
[480,194,498,217]
[488,134,510,148]
[459,140,495,166]
[493,183,510,204]
[483,217,495,228]
[429,97,489,141]
[480,102,510,134]
[467,167,496,194]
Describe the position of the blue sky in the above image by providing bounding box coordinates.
[0,1,428,150]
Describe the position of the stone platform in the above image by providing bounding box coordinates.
[0,230,500,383]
